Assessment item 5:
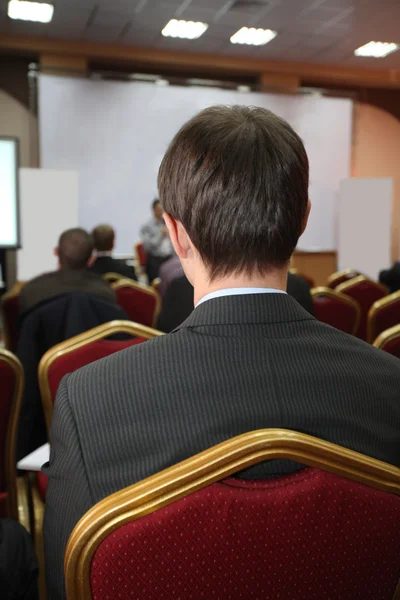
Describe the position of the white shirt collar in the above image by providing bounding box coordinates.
[95,251,113,258]
[196,287,286,307]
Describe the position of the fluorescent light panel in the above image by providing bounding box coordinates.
[162,19,208,40]
[230,27,277,46]
[8,0,54,23]
[354,41,399,58]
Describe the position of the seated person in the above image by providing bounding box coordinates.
[44,106,400,599]
[19,228,115,314]
[0,519,39,600]
[141,199,173,282]
[379,260,400,293]
[287,272,314,315]
[90,225,137,281]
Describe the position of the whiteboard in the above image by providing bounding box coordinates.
[0,137,19,248]
[39,75,352,253]
[338,178,392,280]
[18,168,79,280]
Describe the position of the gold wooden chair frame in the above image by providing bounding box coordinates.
[65,429,400,600]
[337,274,388,297]
[102,272,125,283]
[39,320,163,433]
[373,323,400,353]
[326,268,359,289]
[0,284,24,351]
[368,291,400,344]
[151,277,161,292]
[311,286,361,335]
[112,278,161,327]
[0,349,24,520]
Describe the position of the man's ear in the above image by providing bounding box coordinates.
[164,213,191,259]
[300,199,311,237]
[54,247,59,258]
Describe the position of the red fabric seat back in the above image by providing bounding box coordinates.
[136,243,148,267]
[47,338,145,405]
[115,286,157,327]
[0,359,16,513]
[312,295,358,334]
[90,468,400,600]
[1,294,20,353]
[327,272,359,289]
[379,334,400,358]
[370,297,400,342]
[339,280,387,340]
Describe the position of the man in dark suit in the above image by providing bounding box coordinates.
[44,106,400,599]
[90,224,137,281]
[19,228,115,314]
[287,272,314,315]
[379,261,400,293]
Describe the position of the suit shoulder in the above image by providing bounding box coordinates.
[22,271,59,291]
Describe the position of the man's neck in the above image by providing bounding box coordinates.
[193,270,288,306]
[95,251,112,258]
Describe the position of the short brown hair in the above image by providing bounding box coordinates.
[158,105,309,280]
[92,225,115,252]
[58,228,93,270]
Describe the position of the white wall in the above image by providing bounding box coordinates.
[338,178,392,279]
[39,76,352,253]
[18,168,79,280]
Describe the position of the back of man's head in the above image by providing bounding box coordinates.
[57,228,93,270]
[92,225,115,252]
[158,105,309,281]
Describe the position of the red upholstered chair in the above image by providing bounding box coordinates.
[326,268,360,289]
[39,319,163,434]
[134,241,148,278]
[289,267,314,288]
[102,272,125,284]
[65,430,400,600]
[337,275,388,340]
[112,279,161,328]
[368,291,400,344]
[373,324,400,359]
[311,286,361,335]
[0,285,23,353]
[0,349,23,519]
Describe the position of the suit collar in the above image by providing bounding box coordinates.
[174,292,315,330]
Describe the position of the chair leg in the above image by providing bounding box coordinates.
[31,481,47,600]
[17,474,31,533]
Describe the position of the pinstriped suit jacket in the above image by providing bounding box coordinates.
[43,294,400,599]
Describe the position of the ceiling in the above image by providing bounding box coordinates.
[1,0,400,70]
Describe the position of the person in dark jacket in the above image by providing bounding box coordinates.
[19,228,115,315]
[90,225,137,281]
[0,519,39,600]
[287,272,314,315]
[379,261,400,293]
[44,105,400,600]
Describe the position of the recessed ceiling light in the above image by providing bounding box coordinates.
[354,41,399,58]
[8,0,54,23]
[230,27,277,46]
[161,19,208,40]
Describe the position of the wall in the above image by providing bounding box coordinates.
[0,88,38,285]
[352,102,400,262]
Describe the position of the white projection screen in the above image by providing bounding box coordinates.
[39,75,353,253]
[0,137,20,248]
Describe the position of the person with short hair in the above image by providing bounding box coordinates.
[19,228,115,314]
[90,224,137,281]
[44,106,400,599]
[140,199,173,282]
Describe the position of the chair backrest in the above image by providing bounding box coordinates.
[112,279,161,328]
[326,268,360,289]
[134,241,147,268]
[311,286,361,335]
[151,277,161,292]
[102,272,124,284]
[0,350,23,519]
[65,430,400,600]
[368,291,400,344]
[337,275,388,340]
[289,267,314,288]
[39,320,163,432]
[0,287,21,353]
[373,324,400,359]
